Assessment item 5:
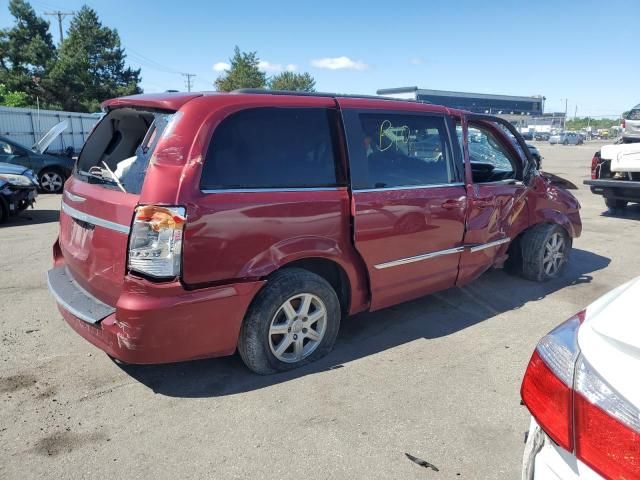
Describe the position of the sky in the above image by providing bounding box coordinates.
[2,0,638,117]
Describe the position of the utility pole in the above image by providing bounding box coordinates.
[45,11,74,44]
[182,73,196,92]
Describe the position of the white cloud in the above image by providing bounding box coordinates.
[258,61,282,73]
[212,62,230,72]
[310,56,369,71]
[410,57,426,65]
[258,61,298,73]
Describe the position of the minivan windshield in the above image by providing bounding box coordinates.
[75,108,176,194]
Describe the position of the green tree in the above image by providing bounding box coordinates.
[268,71,315,92]
[214,46,266,92]
[47,6,141,112]
[0,0,56,105]
[0,83,29,107]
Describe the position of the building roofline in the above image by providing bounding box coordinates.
[376,87,543,103]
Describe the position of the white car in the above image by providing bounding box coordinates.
[520,278,640,479]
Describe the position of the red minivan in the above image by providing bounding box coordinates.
[47,90,581,374]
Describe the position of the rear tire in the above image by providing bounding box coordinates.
[238,268,341,375]
[520,224,571,282]
[605,198,627,211]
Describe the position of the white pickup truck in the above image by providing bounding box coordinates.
[584,143,640,210]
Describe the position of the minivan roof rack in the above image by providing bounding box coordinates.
[231,88,432,105]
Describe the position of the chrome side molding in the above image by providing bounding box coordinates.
[374,246,465,269]
[373,237,511,270]
[61,202,130,234]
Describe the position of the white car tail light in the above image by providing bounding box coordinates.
[128,205,186,279]
[521,310,640,478]
[521,312,583,450]
[574,357,640,478]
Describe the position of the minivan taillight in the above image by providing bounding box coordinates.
[128,205,186,279]
[521,310,640,478]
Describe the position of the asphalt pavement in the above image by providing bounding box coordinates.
[1,140,638,479]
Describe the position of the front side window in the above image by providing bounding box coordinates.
[344,111,457,190]
[465,123,518,183]
[201,108,341,190]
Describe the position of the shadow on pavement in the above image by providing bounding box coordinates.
[2,209,60,227]
[118,248,610,398]
[601,203,640,220]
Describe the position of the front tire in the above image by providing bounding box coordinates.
[520,224,571,282]
[238,268,341,375]
[38,169,65,193]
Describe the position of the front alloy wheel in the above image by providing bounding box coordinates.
[520,224,571,282]
[542,232,567,277]
[39,170,64,193]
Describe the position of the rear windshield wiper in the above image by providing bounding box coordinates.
[82,167,122,189]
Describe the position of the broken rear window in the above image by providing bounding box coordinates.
[76,108,177,194]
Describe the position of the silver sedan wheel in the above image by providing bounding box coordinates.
[543,232,566,276]
[40,171,64,192]
[268,293,327,363]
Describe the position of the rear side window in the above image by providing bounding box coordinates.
[200,108,342,190]
[343,111,458,190]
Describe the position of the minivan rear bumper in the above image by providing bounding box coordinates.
[49,248,265,364]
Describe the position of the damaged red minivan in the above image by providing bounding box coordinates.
[47,90,581,374]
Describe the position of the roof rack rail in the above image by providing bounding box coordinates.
[231,88,431,104]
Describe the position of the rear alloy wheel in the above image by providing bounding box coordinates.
[605,198,627,211]
[520,224,571,282]
[39,169,65,193]
[238,268,341,375]
[268,293,327,363]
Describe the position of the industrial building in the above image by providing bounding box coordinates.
[376,86,565,131]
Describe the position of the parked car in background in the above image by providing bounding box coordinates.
[526,143,542,169]
[550,132,584,145]
[0,162,38,222]
[534,131,550,141]
[47,91,581,374]
[622,104,640,143]
[520,130,534,140]
[0,121,74,193]
[521,277,640,479]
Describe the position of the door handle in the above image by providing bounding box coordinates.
[441,199,465,209]
[471,198,495,208]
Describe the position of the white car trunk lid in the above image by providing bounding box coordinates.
[578,278,640,408]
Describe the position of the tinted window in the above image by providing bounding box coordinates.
[201,108,341,190]
[344,112,456,190]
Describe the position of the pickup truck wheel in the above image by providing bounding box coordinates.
[605,198,627,211]
[238,268,341,375]
[520,224,571,282]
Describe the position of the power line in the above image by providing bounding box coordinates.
[44,10,73,44]
[182,73,196,92]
